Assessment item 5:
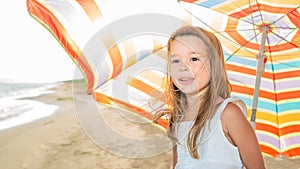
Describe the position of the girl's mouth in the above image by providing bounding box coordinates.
[179,77,194,85]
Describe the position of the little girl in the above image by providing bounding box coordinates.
[166,26,265,169]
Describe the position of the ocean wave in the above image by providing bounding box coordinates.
[0,82,61,130]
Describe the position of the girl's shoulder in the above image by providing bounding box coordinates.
[222,102,246,121]
[220,98,252,136]
[218,97,250,132]
[218,97,248,117]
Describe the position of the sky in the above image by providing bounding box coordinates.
[0,1,77,83]
[0,0,212,84]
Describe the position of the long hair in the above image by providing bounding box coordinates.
[167,26,231,159]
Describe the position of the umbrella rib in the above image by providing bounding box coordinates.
[265,30,272,58]
[225,32,262,61]
[268,52,281,148]
[179,5,260,61]
[230,0,255,25]
[216,28,255,33]
[270,6,300,47]
[273,59,300,69]
[271,31,300,48]
[272,5,300,26]
[249,0,260,45]
[255,0,264,24]
[222,0,256,26]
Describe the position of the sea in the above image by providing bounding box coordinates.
[0,81,60,131]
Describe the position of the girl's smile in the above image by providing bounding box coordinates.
[178,77,194,85]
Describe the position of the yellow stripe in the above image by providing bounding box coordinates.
[152,37,163,53]
[217,34,257,58]
[139,71,165,88]
[279,121,300,129]
[123,40,137,69]
[271,50,300,61]
[278,113,300,125]
[281,132,300,138]
[214,0,256,14]
[262,0,300,6]
[155,48,168,61]
[285,143,300,150]
[256,111,278,124]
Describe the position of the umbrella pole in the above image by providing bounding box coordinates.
[250,26,268,128]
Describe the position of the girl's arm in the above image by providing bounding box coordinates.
[173,145,178,169]
[221,103,265,169]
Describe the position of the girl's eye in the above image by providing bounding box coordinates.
[171,59,180,64]
[191,57,200,62]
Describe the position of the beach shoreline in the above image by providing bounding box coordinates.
[0,80,173,169]
[0,80,299,169]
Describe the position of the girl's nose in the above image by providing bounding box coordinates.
[179,61,188,71]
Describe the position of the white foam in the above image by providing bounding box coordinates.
[0,83,61,131]
[0,99,58,131]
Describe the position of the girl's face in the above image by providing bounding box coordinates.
[169,35,210,95]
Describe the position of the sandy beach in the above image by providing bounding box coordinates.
[0,80,299,169]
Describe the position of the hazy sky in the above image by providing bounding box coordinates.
[0,0,211,83]
[0,1,76,83]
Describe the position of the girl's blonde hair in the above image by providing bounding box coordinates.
[167,25,231,159]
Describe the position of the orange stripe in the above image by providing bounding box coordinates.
[225,16,298,52]
[226,64,256,76]
[225,17,260,50]
[289,10,300,28]
[227,31,298,52]
[182,0,198,3]
[232,83,300,101]
[280,125,300,136]
[27,0,94,93]
[277,90,300,100]
[283,147,300,158]
[260,144,279,157]
[275,69,300,79]
[231,84,277,101]
[230,4,259,19]
[230,4,294,18]
[129,78,167,103]
[226,63,300,80]
[93,92,169,129]
[93,92,153,119]
[290,30,300,48]
[102,34,123,78]
[185,1,300,52]
[256,122,279,136]
[231,84,253,95]
[76,0,103,22]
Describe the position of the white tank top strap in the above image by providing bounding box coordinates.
[214,97,247,119]
[198,97,246,144]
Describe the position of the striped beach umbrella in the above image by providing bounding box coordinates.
[27,0,300,158]
[178,0,300,158]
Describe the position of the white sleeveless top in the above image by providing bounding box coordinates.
[175,97,247,169]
